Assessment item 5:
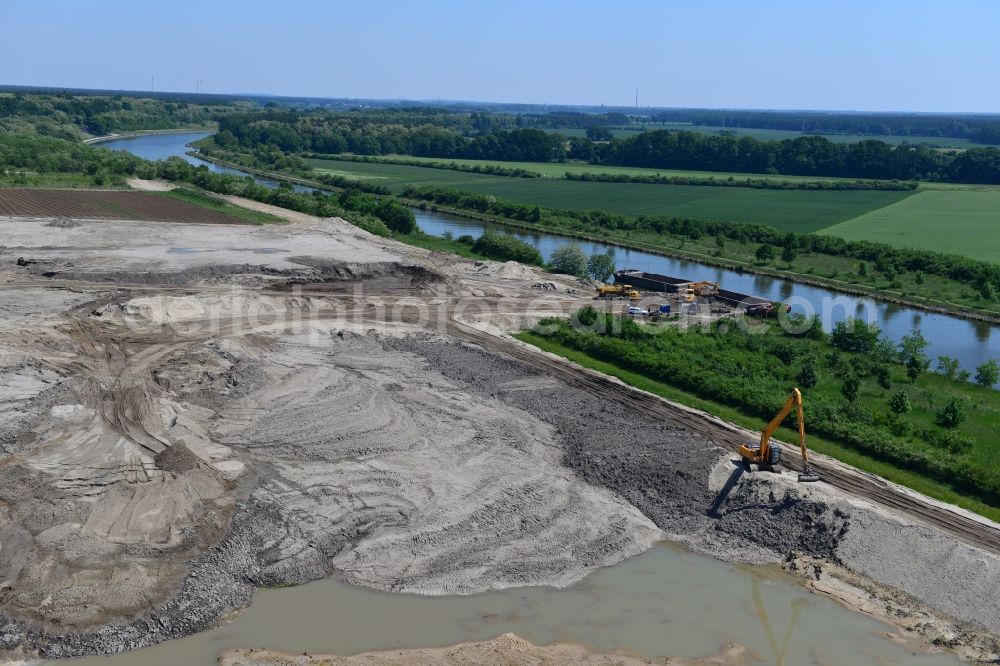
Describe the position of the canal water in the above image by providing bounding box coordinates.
[66,543,957,666]
[102,131,999,383]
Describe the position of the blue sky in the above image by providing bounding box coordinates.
[4,0,998,112]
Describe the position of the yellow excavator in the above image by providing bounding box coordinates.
[690,280,719,298]
[738,388,820,483]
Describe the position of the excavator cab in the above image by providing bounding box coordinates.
[738,387,820,482]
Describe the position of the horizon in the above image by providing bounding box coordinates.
[4,0,1000,114]
[5,84,1000,118]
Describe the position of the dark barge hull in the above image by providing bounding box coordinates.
[614,269,690,294]
[614,269,776,314]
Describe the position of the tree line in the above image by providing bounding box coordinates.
[599,131,1000,183]
[563,171,917,191]
[648,109,1000,144]
[214,109,1000,184]
[0,91,245,138]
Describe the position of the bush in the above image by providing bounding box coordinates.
[831,318,881,354]
[574,305,599,327]
[375,199,417,234]
[841,374,860,402]
[348,213,390,237]
[917,428,974,454]
[587,253,616,282]
[888,390,911,415]
[471,231,543,265]
[549,244,588,277]
[457,234,475,245]
[797,359,819,388]
[934,397,968,429]
[340,213,389,237]
[975,358,999,387]
[755,244,774,262]
[937,355,960,379]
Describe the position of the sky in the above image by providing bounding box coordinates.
[4,0,999,113]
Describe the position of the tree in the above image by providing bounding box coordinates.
[975,358,999,387]
[796,359,819,388]
[888,390,911,416]
[374,200,417,234]
[549,244,588,276]
[936,355,960,380]
[715,234,725,250]
[831,318,881,354]
[872,364,892,393]
[755,244,774,262]
[841,374,860,402]
[906,354,930,382]
[585,126,614,141]
[935,397,967,429]
[900,329,928,360]
[586,253,616,283]
[781,244,796,263]
[900,330,929,381]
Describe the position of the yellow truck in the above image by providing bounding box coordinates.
[596,284,640,300]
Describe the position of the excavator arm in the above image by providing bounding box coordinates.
[740,387,819,482]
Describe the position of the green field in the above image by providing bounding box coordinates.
[822,190,1000,262]
[306,158,913,232]
[545,125,984,148]
[323,154,864,183]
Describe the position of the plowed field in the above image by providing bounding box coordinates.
[0,189,248,224]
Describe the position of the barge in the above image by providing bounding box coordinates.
[614,269,777,316]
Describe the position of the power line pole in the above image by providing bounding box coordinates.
[151,77,154,93]
[635,88,638,109]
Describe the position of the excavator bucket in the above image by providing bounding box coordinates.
[798,465,820,483]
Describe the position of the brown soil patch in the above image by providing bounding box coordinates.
[0,189,248,224]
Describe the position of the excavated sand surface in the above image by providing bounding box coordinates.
[1,216,400,277]
[218,331,662,594]
[0,320,659,656]
[219,633,745,666]
[0,208,996,660]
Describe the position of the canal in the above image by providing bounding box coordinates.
[102,132,999,383]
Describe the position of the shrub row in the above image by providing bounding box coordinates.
[564,171,917,191]
[471,230,543,265]
[155,157,411,235]
[304,153,543,179]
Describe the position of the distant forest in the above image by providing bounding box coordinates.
[649,109,1000,145]
[6,85,999,143]
[214,109,1000,184]
[5,89,1000,182]
[0,91,250,138]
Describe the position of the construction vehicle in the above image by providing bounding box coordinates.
[690,280,719,298]
[738,388,820,482]
[647,304,672,322]
[596,284,640,300]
